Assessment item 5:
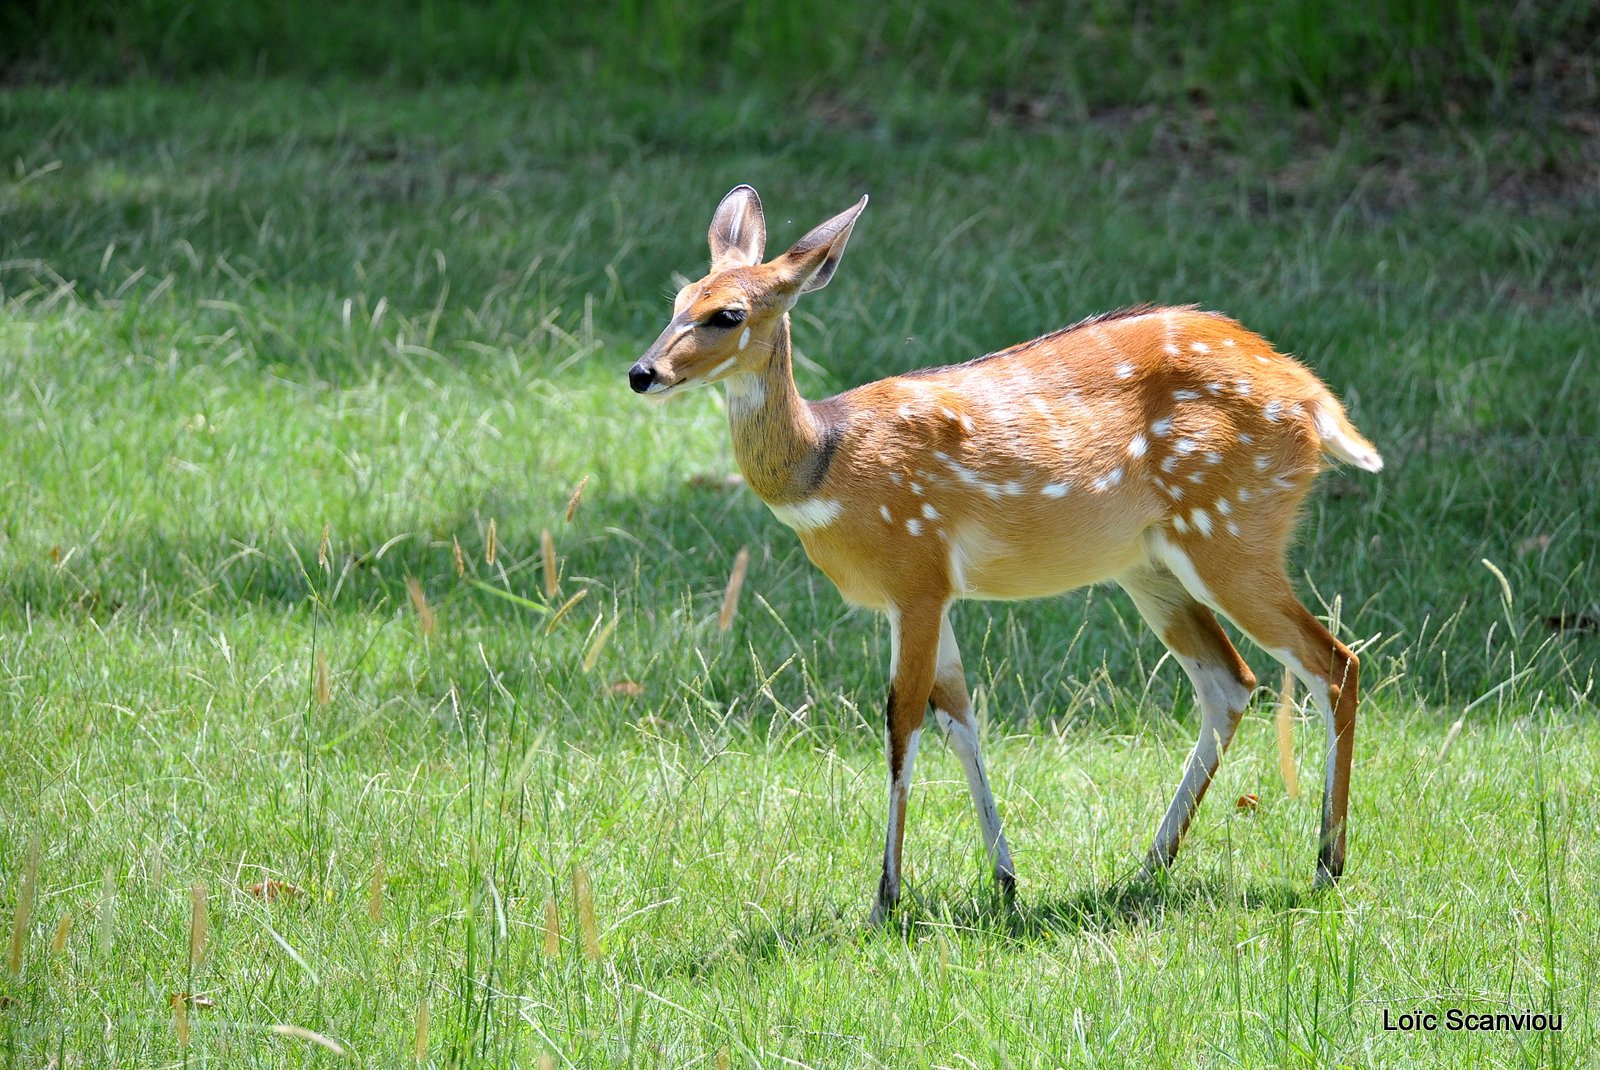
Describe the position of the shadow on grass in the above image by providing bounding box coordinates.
[662,873,1316,979]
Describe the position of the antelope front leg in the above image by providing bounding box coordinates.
[928,612,1016,904]
[870,603,940,926]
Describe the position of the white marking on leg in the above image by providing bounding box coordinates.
[1149,657,1251,866]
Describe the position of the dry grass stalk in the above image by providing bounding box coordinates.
[564,475,589,522]
[174,992,190,1047]
[270,1024,348,1055]
[317,522,330,569]
[1276,668,1300,799]
[7,839,38,976]
[486,518,498,566]
[540,528,557,598]
[452,536,466,578]
[50,912,71,954]
[97,865,115,956]
[544,589,589,635]
[406,577,436,638]
[582,616,619,673]
[315,651,331,706]
[718,547,750,631]
[413,996,430,1062]
[537,1056,556,1070]
[368,851,385,924]
[189,883,208,967]
[573,866,601,959]
[541,897,561,957]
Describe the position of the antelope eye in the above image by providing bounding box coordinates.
[705,308,746,329]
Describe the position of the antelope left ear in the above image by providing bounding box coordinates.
[709,185,767,270]
[777,194,868,295]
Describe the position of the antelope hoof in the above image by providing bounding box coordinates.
[870,872,898,927]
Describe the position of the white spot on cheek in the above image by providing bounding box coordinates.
[1127,433,1148,458]
[706,357,737,379]
[768,498,843,531]
[738,327,751,350]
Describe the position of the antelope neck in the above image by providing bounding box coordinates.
[727,317,841,505]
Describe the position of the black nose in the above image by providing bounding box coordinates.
[628,363,656,394]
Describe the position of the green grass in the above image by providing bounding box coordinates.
[1,77,1598,1067]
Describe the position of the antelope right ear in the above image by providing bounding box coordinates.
[708,185,766,270]
[776,194,868,296]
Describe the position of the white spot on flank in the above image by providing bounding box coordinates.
[1093,467,1124,492]
[1272,474,1298,489]
[906,518,923,536]
[1166,483,1185,500]
[1205,382,1223,395]
[768,498,843,531]
[1174,389,1201,401]
[888,471,902,485]
[1191,341,1210,353]
[1002,481,1024,496]
[1235,380,1251,395]
[1223,338,1236,347]
[1172,515,1190,533]
[879,505,893,523]
[1128,433,1148,458]
[738,327,751,350]
[1041,482,1069,498]
[1254,454,1271,471]
[1161,455,1179,473]
[1030,397,1052,417]
[1175,438,1199,455]
[910,481,924,495]
[1226,520,1241,536]
[1204,450,1222,465]
[1163,343,1180,356]
[1237,487,1253,502]
[1238,432,1254,444]
[1191,509,1212,536]
[1264,400,1284,422]
[922,503,939,519]
[1215,498,1232,516]
[1115,361,1134,379]
[898,404,916,419]
[1257,355,1270,364]
[1150,416,1174,436]
[1187,472,1206,483]
[960,413,975,433]
[941,407,959,422]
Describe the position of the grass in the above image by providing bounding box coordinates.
[1,75,1597,1067]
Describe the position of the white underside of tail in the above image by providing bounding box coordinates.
[1314,401,1384,472]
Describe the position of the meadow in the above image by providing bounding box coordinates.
[2,41,1598,1069]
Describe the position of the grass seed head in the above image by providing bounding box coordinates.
[541,528,557,598]
[173,992,190,1047]
[1275,668,1300,799]
[317,522,330,569]
[368,852,385,924]
[544,589,589,635]
[486,518,498,566]
[565,474,589,522]
[413,996,430,1061]
[573,866,601,959]
[51,912,71,954]
[315,651,330,706]
[188,883,208,967]
[718,547,750,632]
[406,577,436,638]
[582,615,619,673]
[6,839,38,976]
[270,1024,348,1056]
[452,536,466,578]
[541,896,561,957]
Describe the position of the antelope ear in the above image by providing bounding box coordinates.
[776,194,868,295]
[708,185,766,270]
